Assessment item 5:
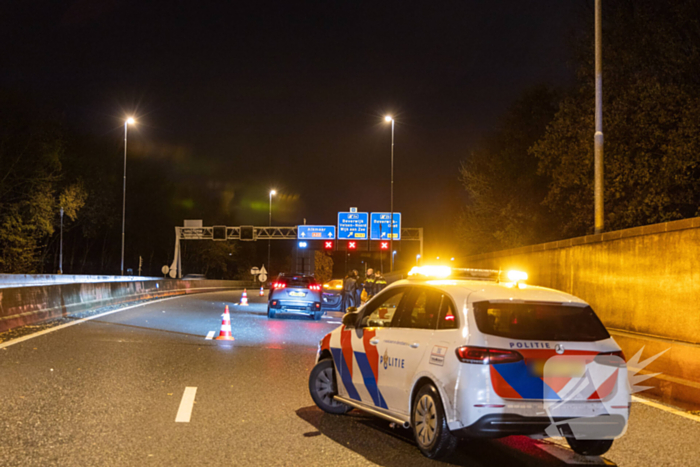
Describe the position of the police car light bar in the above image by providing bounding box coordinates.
[506,270,528,282]
[408,266,452,279]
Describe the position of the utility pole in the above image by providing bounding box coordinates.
[58,207,64,274]
[594,0,604,234]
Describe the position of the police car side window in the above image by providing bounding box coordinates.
[359,288,407,328]
[394,288,441,329]
[437,295,459,330]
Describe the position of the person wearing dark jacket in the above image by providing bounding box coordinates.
[343,271,357,311]
[361,268,375,303]
[374,271,387,295]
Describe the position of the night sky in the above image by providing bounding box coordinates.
[3,1,583,261]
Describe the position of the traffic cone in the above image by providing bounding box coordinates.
[259,286,264,296]
[240,289,249,306]
[215,305,235,341]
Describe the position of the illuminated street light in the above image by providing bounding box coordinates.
[268,190,276,273]
[416,254,421,266]
[451,257,455,261]
[384,115,395,272]
[121,116,136,276]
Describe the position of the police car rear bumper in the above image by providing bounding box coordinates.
[453,413,627,439]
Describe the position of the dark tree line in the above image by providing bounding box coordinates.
[459,0,700,255]
[0,99,247,278]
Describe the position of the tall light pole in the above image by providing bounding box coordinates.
[384,115,395,272]
[268,189,276,272]
[58,207,64,274]
[121,117,135,276]
[594,0,604,234]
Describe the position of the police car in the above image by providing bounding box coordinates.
[308,266,630,459]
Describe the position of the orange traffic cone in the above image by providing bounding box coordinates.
[240,289,249,306]
[215,305,235,341]
[259,286,264,296]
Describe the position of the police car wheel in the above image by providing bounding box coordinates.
[566,438,613,456]
[308,359,352,415]
[412,384,457,459]
[267,307,276,318]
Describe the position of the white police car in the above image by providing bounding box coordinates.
[308,266,630,459]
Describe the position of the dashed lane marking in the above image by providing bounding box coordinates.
[0,295,188,350]
[633,395,700,423]
[175,387,198,423]
[205,331,215,340]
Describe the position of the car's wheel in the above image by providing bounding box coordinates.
[566,438,613,456]
[313,311,323,320]
[308,359,352,415]
[267,307,276,318]
[412,384,457,459]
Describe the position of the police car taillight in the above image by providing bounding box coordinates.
[455,346,523,365]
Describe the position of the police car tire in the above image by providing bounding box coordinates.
[308,359,352,415]
[267,307,276,318]
[313,311,323,320]
[566,438,613,456]
[412,384,457,459]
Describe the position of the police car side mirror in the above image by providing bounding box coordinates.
[342,311,359,328]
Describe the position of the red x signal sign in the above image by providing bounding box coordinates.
[324,241,334,250]
[348,241,357,250]
[380,241,389,250]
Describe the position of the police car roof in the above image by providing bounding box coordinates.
[392,278,588,306]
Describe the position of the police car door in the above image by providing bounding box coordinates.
[351,286,411,410]
[375,286,441,416]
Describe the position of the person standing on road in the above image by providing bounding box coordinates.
[374,271,387,295]
[343,271,357,311]
[360,268,375,304]
[352,269,362,306]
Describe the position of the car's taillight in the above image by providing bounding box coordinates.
[272,282,286,289]
[455,346,523,364]
[309,284,321,291]
[595,350,626,367]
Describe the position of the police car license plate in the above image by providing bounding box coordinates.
[289,291,306,297]
[529,359,586,378]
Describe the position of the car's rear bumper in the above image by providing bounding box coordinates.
[452,413,627,440]
[269,300,322,313]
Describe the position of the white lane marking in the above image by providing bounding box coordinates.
[633,395,700,423]
[535,441,612,465]
[327,321,342,324]
[175,387,198,423]
[205,331,215,340]
[0,295,187,350]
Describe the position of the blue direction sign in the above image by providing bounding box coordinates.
[297,225,336,240]
[370,212,401,240]
[337,212,369,239]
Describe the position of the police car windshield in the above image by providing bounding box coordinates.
[473,302,610,342]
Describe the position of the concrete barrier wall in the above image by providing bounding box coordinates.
[0,274,160,289]
[464,216,700,404]
[0,279,252,333]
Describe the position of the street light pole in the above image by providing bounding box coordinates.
[384,116,395,272]
[59,207,64,274]
[594,0,604,234]
[268,189,276,273]
[121,117,135,276]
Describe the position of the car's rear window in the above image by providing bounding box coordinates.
[473,301,610,342]
[278,276,313,287]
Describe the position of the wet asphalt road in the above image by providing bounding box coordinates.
[1,290,699,466]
